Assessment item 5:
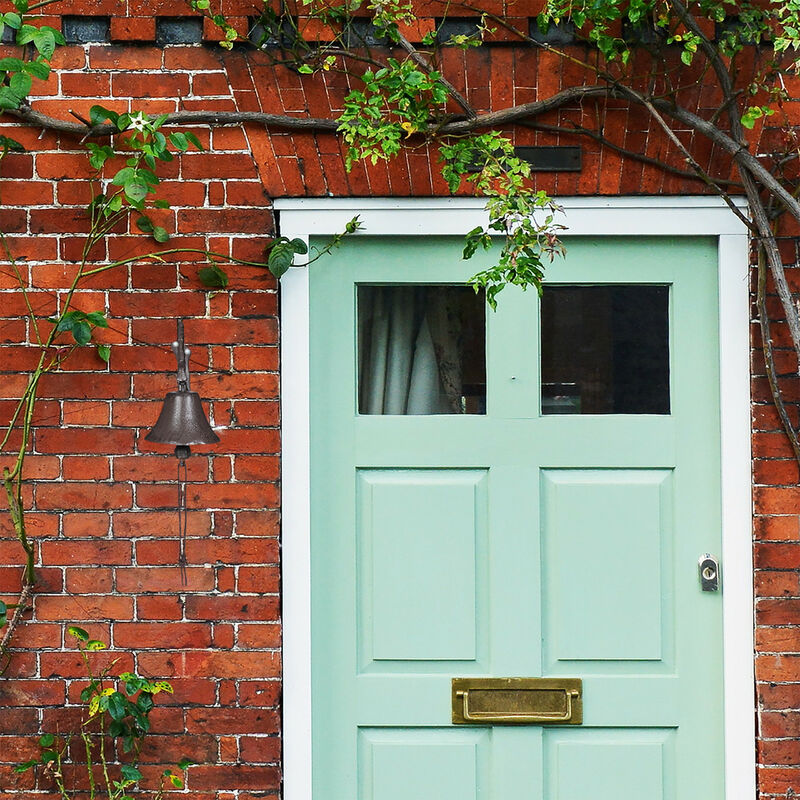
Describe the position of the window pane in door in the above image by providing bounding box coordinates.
[540,285,670,414]
[358,285,486,415]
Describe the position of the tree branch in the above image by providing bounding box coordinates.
[8,106,341,135]
[756,246,800,462]
[6,85,610,139]
[522,120,745,189]
[393,30,477,119]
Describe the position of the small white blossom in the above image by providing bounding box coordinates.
[126,112,150,133]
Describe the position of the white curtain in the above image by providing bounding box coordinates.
[359,287,462,415]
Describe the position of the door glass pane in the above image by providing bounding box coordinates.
[540,285,670,414]
[358,285,486,415]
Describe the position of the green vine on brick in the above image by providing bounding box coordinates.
[15,627,195,799]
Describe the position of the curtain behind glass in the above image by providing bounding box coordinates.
[358,286,464,415]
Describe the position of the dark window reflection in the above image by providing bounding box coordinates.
[358,285,486,415]
[541,285,670,415]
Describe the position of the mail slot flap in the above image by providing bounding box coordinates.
[452,677,582,725]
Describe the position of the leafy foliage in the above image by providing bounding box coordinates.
[15,628,193,799]
[338,59,449,167]
[49,310,108,347]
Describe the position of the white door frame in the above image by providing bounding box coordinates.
[277,196,754,800]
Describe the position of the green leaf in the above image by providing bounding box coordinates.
[198,264,229,289]
[184,131,204,151]
[107,691,128,722]
[39,734,54,747]
[72,320,92,346]
[0,135,25,152]
[0,86,21,110]
[124,180,149,204]
[154,198,171,209]
[15,24,37,45]
[169,132,189,152]
[86,142,113,170]
[0,57,24,71]
[169,773,184,788]
[55,311,81,333]
[24,59,50,80]
[68,626,90,641]
[97,344,111,363]
[135,215,154,233]
[85,639,107,650]
[14,760,38,773]
[177,757,197,770]
[40,750,57,764]
[33,28,57,60]
[3,12,22,29]
[85,311,108,328]
[268,247,294,279]
[290,237,309,255]
[119,764,143,783]
[89,104,120,127]
[136,692,154,713]
[153,226,170,243]
[111,167,136,186]
[9,71,31,99]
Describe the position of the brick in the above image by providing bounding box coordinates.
[185,595,279,621]
[190,764,280,791]
[238,623,281,650]
[59,71,111,97]
[112,72,190,98]
[112,510,211,538]
[36,428,134,454]
[137,595,184,620]
[186,707,279,734]
[114,622,212,649]
[36,482,133,510]
[35,595,134,622]
[185,537,279,565]
[138,649,280,678]
[41,540,131,566]
[110,15,157,41]
[115,567,215,593]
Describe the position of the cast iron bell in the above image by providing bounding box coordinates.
[146,319,219,457]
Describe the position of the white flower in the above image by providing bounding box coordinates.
[127,112,150,133]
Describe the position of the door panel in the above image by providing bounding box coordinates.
[310,234,724,800]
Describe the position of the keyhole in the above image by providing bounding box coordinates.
[702,566,715,581]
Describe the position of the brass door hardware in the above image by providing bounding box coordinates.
[451,677,582,725]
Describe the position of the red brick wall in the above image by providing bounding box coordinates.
[0,9,793,798]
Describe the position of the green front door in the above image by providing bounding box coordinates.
[309,234,724,799]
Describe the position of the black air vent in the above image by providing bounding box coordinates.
[515,146,582,172]
[436,18,482,45]
[529,20,576,45]
[156,17,204,45]
[63,16,111,44]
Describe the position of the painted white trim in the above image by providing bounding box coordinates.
[717,233,756,800]
[279,197,754,800]
[281,254,312,800]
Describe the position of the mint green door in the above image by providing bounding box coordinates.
[309,235,724,799]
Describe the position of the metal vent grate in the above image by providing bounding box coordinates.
[62,16,111,44]
[156,17,204,45]
[514,146,583,172]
